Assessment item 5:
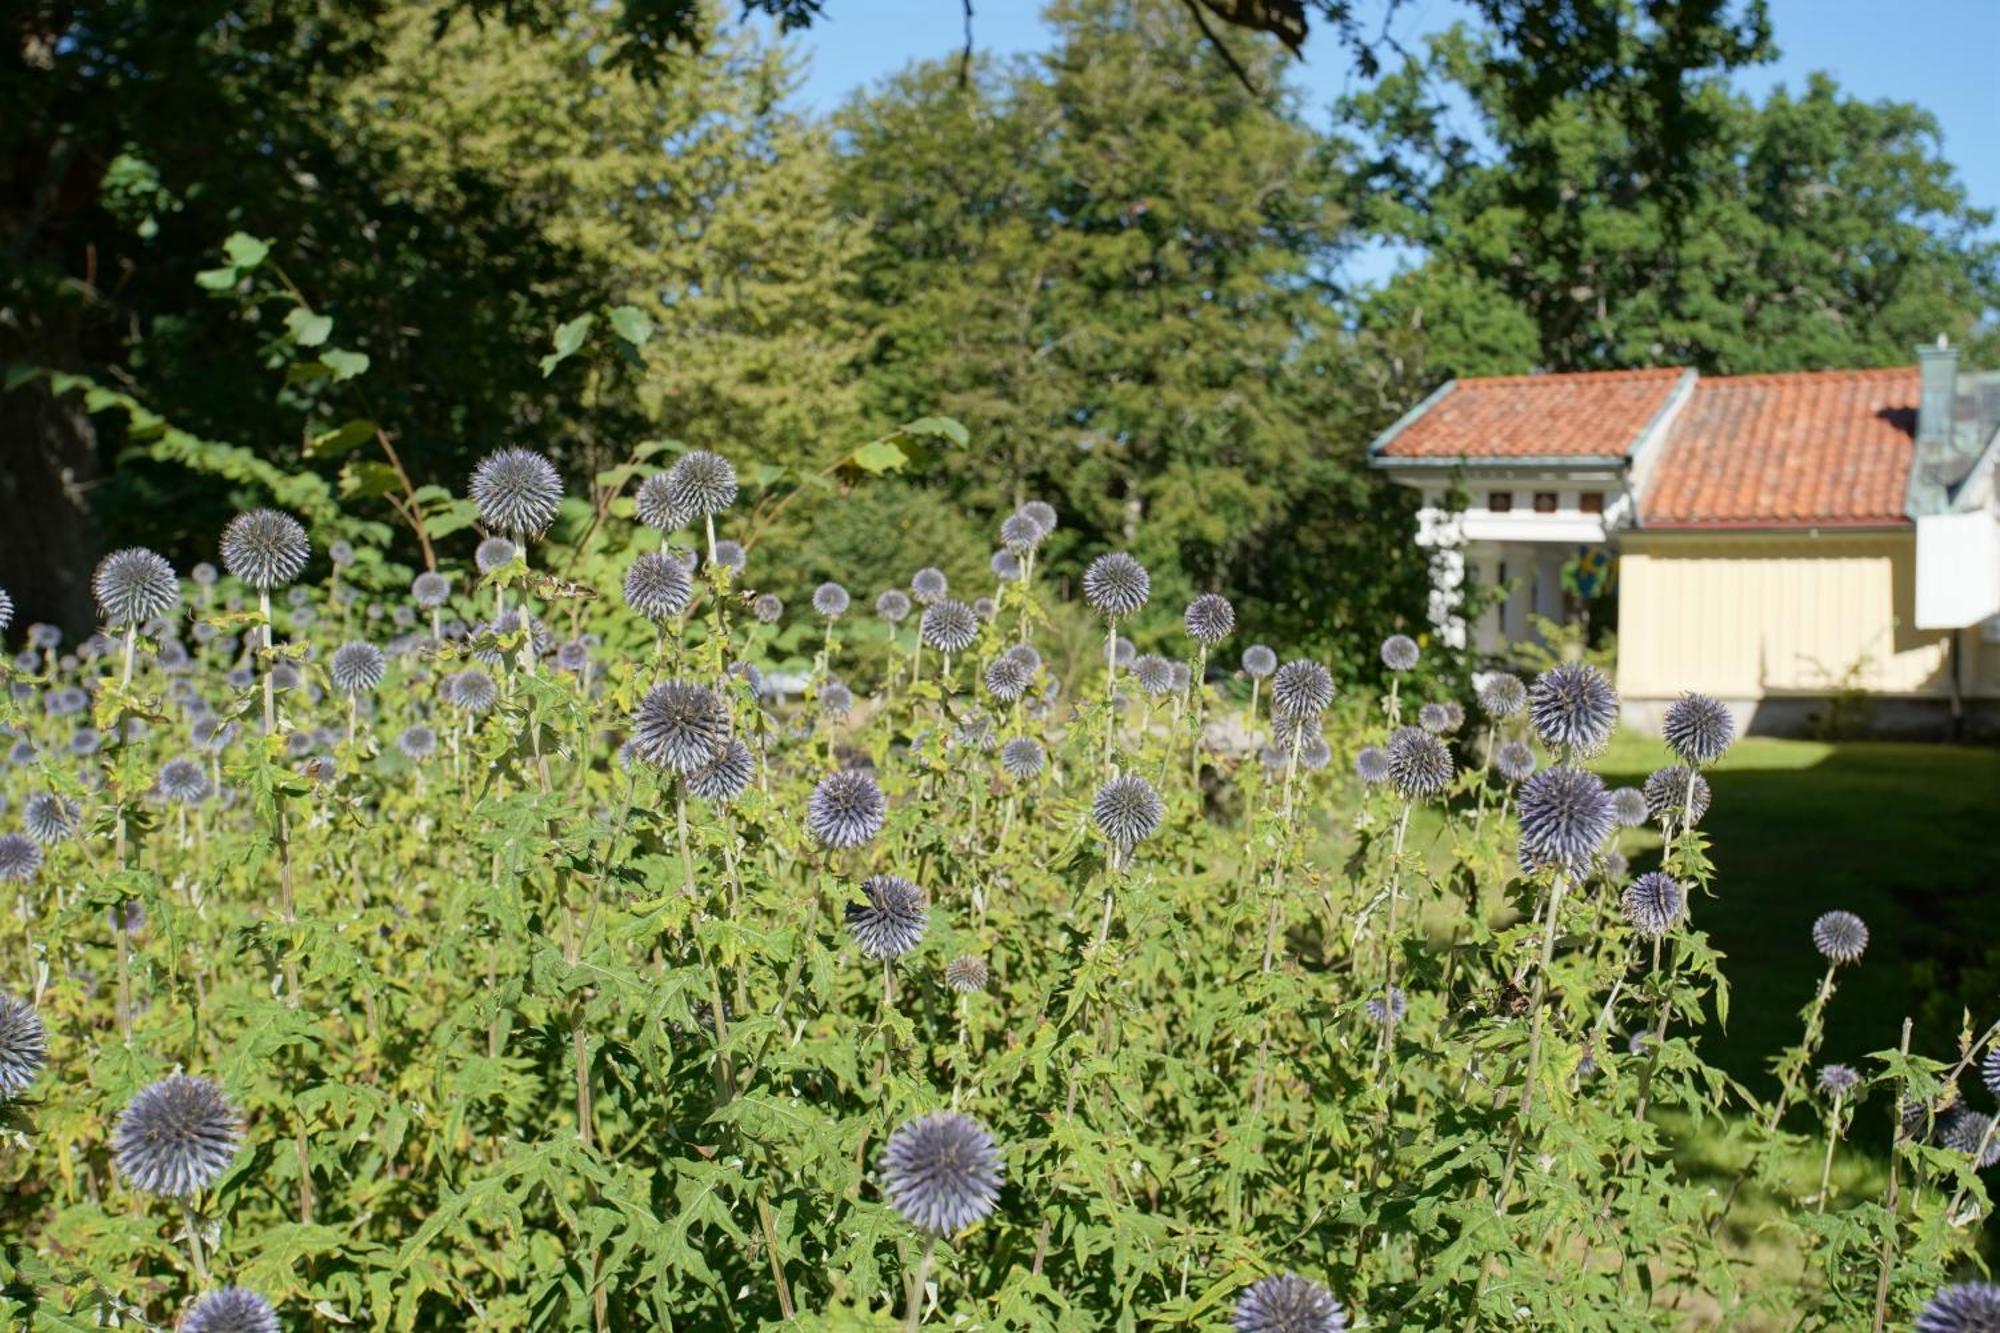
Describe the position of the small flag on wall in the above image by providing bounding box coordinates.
[1570,545,1615,599]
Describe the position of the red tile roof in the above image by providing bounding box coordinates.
[1642,369,1917,528]
[1374,368,1686,460]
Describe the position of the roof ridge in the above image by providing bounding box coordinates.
[1454,368,1688,387]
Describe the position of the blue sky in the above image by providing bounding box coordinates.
[783,0,1999,285]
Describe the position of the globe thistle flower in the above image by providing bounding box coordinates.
[1132,654,1174,697]
[1271,660,1334,719]
[946,955,989,993]
[1983,1046,2000,1100]
[1387,725,1454,802]
[624,553,693,622]
[808,768,886,848]
[158,758,209,805]
[1417,702,1453,733]
[1019,500,1057,535]
[1005,641,1042,671]
[0,835,42,882]
[556,639,590,673]
[1113,636,1136,668]
[220,509,310,591]
[630,680,732,775]
[179,1287,280,1333]
[990,550,1020,581]
[710,540,747,574]
[881,1110,1003,1236]
[920,600,979,654]
[93,548,180,627]
[1610,786,1649,827]
[1812,910,1869,965]
[910,568,949,605]
[820,681,854,719]
[450,669,498,714]
[1380,634,1419,673]
[114,1074,240,1196]
[1000,512,1043,553]
[329,641,386,695]
[1944,1110,2000,1168]
[28,623,61,651]
[1643,766,1711,828]
[750,593,783,624]
[24,792,79,844]
[1355,745,1392,785]
[469,447,563,537]
[1494,740,1537,783]
[687,739,755,804]
[1478,672,1527,718]
[1231,1272,1348,1333]
[1627,1030,1655,1056]
[876,589,912,623]
[1663,691,1735,767]
[633,473,681,531]
[69,727,102,758]
[1184,594,1235,645]
[1364,988,1407,1025]
[662,450,737,521]
[1621,872,1683,937]
[1000,737,1045,781]
[1292,734,1330,772]
[1917,1283,2000,1333]
[396,725,438,761]
[983,655,1030,703]
[1082,553,1150,619]
[286,730,317,759]
[1242,644,1277,679]
[0,991,47,1097]
[299,754,338,787]
[1270,709,1320,751]
[474,537,518,575]
[1092,774,1163,852]
[0,587,11,633]
[813,581,850,618]
[972,595,997,622]
[1527,662,1618,756]
[287,586,310,609]
[846,875,927,960]
[1517,765,1615,872]
[1817,1064,1861,1099]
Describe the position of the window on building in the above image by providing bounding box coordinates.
[1488,492,1513,513]
[1534,491,1558,513]
[1579,491,1604,514]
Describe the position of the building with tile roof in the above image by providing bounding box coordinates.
[1369,343,2000,737]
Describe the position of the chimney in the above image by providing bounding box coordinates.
[1917,334,1957,446]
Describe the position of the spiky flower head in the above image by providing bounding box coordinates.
[920,600,979,654]
[158,758,209,804]
[1185,594,1235,646]
[70,726,102,758]
[846,874,927,960]
[1232,1272,1349,1333]
[179,1287,280,1333]
[1610,786,1649,827]
[662,450,737,522]
[0,835,42,882]
[983,655,1030,703]
[710,540,747,574]
[1082,552,1150,619]
[1621,872,1683,937]
[813,581,850,618]
[624,553,694,623]
[876,589,912,623]
[1000,512,1043,553]
[946,955,989,993]
[396,725,437,761]
[1364,988,1407,1025]
[24,793,79,844]
[1271,660,1334,719]
[474,537,517,574]
[1092,774,1163,851]
[220,509,310,590]
[1517,765,1615,872]
[0,992,47,1097]
[633,473,680,531]
[910,567,948,604]
[556,639,590,673]
[1242,644,1277,679]
[1643,766,1711,827]
[1602,850,1629,881]
[1387,725,1454,802]
[469,448,563,538]
[819,681,854,720]
[1917,1283,2000,1333]
[747,593,781,625]
[114,1074,240,1196]
[1417,702,1453,733]
[687,739,755,804]
[1132,654,1174,697]
[1663,691,1735,767]
[1812,910,1869,965]
[451,669,498,714]
[1944,1110,2000,1168]
[1478,672,1526,718]
[93,548,180,628]
[1984,1046,2000,1100]
[1817,1064,1861,1099]
[809,768,886,848]
[631,680,732,775]
[990,550,1021,582]
[329,641,386,695]
[1000,736,1045,781]
[1113,636,1136,667]
[0,587,11,632]
[1380,634,1419,673]
[1527,662,1618,756]
[881,1110,1003,1236]
[410,571,451,610]
[1019,499,1058,535]
[1495,741,1537,783]
[1355,745,1391,785]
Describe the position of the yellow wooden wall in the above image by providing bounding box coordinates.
[1616,531,1972,700]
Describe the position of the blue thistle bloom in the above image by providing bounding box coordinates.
[1610,786,1649,827]
[1662,691,1735,767]
[687,739,755,804]
[1517,765,1615,872]
[919,600,979,654]
[1495,741,1537,783]
[751,593,783,624]
[813,582,850,618]
[1621,872,1683,937]
[1232,1272,1348,1332]
[1185,594,1235,646]
[1242,644,1277,679]
[1018,500,1057,535]
[1417,701,1453,733]
[1380,634,1419,673]
[1984,1046,2000,1100]
[158,758,209,804]
[1478,672,1526,718]
[474,537,517,574]
[396,725,438,761]
[1271,660,1333,719]
[24,793,79,844]
[910,568,948,605]
[1092,774,1162,851]
[1944,1110,2000,1168]
[1132,654,1174,697]
[983,655,1030,703]
[469,448,563,537]
[945,955,989,993]
[1811,910,1868,965]
[329,641,386,694]
[1354,745,1392,785]
[1387,726,1454,801]
[710,540,747,573]
[450,669,498,714]
[662,450,737,522]
[624,553,694,623]
[0,587,11,633]
[1918,1283,2000,1333]
[93,548,180,628]
[819,681,854,719]
[1000,512,1043,553]
[809,768,886,848]
[1527,663,1618,756]
[179,1286,280,1333]
[846,875,927,960]
[631,681,732,776]
[1364,988,1407,1025]
[1081,553,1150,619]
[0,835,42,883]
[881,1110,1003,1236]
[875,589,912,622]
[1817,1064,1860,1099]
[220,509,310,590]
[1643,766,1710,827]
[1000,737,1045,780]
[114,1075,240,1196]
[0,991,47,1097]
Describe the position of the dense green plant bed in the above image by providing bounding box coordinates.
[0,449,1995,1331]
